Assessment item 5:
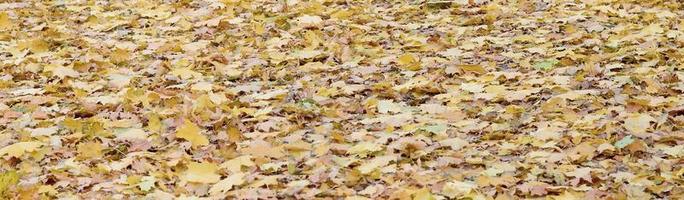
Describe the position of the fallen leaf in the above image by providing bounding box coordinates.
[182,162,221,184]
[358,155,396,174]
[614,135,634,149]
[175,120,209,147]
[624,114,655,136]
[0,142,43,157]
[209,173,245,195]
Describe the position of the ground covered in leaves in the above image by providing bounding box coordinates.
[1,0,684,199]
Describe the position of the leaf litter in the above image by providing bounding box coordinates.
[1,0,684,199]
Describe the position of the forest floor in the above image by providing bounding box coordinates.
[1,0,684,199]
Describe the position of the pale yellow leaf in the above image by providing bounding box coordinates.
[0,142,43,157]
[183,162,220,183]
[176,120,209,147]
[209,172,245,195]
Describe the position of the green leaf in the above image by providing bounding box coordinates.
[533,58,559,70]
[0,170,19,197]
[614,135,634,149]
[413,188,436,200]
[420,124,448,135]
[138,176,156,192]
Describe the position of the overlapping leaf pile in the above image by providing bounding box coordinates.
[1,0,684,199]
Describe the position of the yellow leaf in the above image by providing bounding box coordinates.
[241,140,285,158]
[397,53,418,65]
[345,196,371,200]
[62,118,83,133]
[146,113,161,133]
[253,22,265,35]
[413,188,436,200]
[662,145,684,158]
[442,181,476,198]
[0,142,43,157]
[176,120,209,147]
[292,49,322,59]
[642,24,663,35]
[551,191,582,200]
[331,10,354,20]
[300,62,332,72]
[191,82,213,92]
[171,67,203,80]
[304,31,321,48]
[439,138,468,151]
[348,142,383,157]
[377,100,401,114]
[182,40,210,53]
[37,185,57,195]
[77,141,103,160]
[51,66,80,79]
[296,15,323,26]
[28,127,58,137]
[183,162,220,183]
[110,48,130,63]
[530,125,562,141]
[0,170,19,197]
[116,128,148,140]
[358,155,395,174]
[460,82,485,93]
[220,155,254,173]
[227,125,242,143]
[0,12,11,30]
[458,64,486,74]
[209,172,245,195]
[624,113,655,135]
[22,39,50,53]
[397,56,422,70]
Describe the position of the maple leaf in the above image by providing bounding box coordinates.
[420,124,448,135]
[296,15,323,27]
[27,126,58,137]
[623,113,655,136]
[292,49,323,59]
[138,176,156,192]
[182,40,210,53]
[397,53,421,71]
[460,82,485,93]
[377,100,401,114]
[0,171,19,198]
[110,48,130,63]
[413,188,436,200]
[300,62,333,72]
[20,39,50,53]
[442,181,476,198]
[533,59,559,70]
[0,142,43,157]
[51,66,80,79]
[115,128,148,141]
[348,142,383,157]
[530,125,562,141]
[171,67,203,80]
[175,120,209,147]
[182,162,220,184]
[285,180,310,195]
[241,140,285,158]
[661,145,684,158]
[614,135,634,149]
[220,156,254,173]
[209,172,245,196]
[0,12,11,30]
[76,141,103,160]
[439,138,469,151]
[357,155,396,174]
